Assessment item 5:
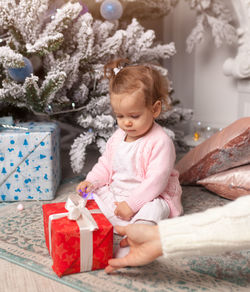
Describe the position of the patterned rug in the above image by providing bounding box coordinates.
[0,178,250,292]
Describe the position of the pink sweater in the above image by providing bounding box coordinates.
[86,122,183,218]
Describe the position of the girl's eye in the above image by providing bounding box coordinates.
[131,115,140,119]
[116,115,123,119]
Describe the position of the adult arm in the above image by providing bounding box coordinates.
[106,195,250,273]
[159,195,250,258]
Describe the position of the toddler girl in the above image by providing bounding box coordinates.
[77,58,183,233]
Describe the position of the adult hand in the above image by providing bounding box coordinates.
[114,201,134,221]
[105,224,163,273]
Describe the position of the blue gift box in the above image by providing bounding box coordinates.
[0,122,61,201]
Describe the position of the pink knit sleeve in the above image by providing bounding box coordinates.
[126,136,176,213]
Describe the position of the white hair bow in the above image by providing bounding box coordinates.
[113,67,121,75]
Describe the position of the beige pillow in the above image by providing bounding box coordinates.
[197,165,250,200]
[175,117,250,184]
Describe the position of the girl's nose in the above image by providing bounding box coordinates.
[124,119,132,127]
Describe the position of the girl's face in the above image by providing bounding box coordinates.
[111,91,161,142]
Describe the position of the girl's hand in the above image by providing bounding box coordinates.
[114,201,134,221]
[76,180,94,195]
[105,224,163,273]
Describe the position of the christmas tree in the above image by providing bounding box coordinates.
[0,0,236,173]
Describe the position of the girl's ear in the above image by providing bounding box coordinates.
[152,100,162,118]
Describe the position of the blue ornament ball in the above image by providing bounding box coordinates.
[100,0,123,21]
[8,57,33,83]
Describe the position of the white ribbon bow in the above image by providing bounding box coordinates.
[65,194,98,230]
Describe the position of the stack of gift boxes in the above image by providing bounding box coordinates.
[0,117,113,276]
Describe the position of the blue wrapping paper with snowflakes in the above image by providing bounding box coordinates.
[0,122,61,201]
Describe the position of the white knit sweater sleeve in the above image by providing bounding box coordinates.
[158,195,250,258]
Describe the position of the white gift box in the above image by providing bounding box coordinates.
[0,122,61,201]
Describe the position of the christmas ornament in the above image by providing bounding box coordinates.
[17,203,24,211]
[100,0,123,21]
[7,57,33,83]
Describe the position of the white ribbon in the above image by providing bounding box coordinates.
[48,194,100,272]
[65,194,98,230]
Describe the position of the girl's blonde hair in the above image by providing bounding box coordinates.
[104,58,171,111]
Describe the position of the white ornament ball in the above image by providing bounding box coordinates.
[100,0,123,21]
[17,203,24,211]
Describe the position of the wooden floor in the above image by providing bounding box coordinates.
[0,258,76,292]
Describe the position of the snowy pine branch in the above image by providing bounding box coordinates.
[16,0,49,44]
[70,131,95,174]
[23,75,41,111]
[0,80,25,105]
[26,33,64,55]
[185,0,237,52]
[0,46,24,68]
[0,1,16,30]
[186,14,206,53]
[44,2,82,35]
[40,70,67,105]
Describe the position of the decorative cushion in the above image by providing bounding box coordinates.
[197,165,250,200]
[175,117,250,184]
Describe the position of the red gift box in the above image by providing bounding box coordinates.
[42,195,113,277]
